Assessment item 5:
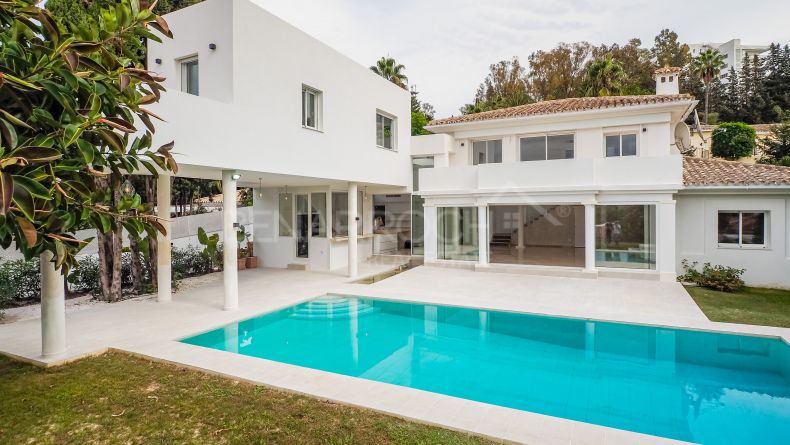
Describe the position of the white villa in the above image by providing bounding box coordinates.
[140,0,790,309]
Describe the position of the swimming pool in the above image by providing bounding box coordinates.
[182,296,790,444]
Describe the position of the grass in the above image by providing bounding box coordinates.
[0,352,493,445]
[686,285,790,328]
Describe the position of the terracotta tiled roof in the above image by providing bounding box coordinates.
[699,123,778,133]
[428,95,695,126]
[683,157,790,186]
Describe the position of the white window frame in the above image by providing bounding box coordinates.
[518,132,576,162]
[604,132,639,157]
[717,211,769,249]
[302,85,323,131]
[470,139,503,165]
[179,55,199,96]
[376,111,397,151]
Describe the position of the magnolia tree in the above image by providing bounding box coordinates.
[0,0,177,275]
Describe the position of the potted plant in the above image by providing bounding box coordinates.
[236,225,251,270]
[243,227,257,269]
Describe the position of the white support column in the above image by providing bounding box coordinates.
[584,203,596,273]
[40,251,66,357]
[156,174,172,303]
[516,206,525,249]
[348,183,358,278]
[222,170,239,311]
[657,201,677,282]
[478,205,489,266]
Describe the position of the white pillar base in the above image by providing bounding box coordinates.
[40,252,66,357]
[222,170,239,311]
[156,174,172,303]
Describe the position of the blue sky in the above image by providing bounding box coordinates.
[253,0,790,118]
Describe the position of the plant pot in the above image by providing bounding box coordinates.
[237,258,247,270]
[245,256,258,269]
[247,241,254,257]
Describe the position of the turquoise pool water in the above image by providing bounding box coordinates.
[182,296,790,444]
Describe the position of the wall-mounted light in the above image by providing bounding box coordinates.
[283,185,289,200]
[154,58,162,65]
[642,127,647,132]
[231,173,241,180]
[121,179,135,197]
[257,178,263,199]
[209,43,217,50]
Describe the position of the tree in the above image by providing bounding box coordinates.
[0,1,177,296]
[711,123,757,159]
[718,68,742,122]
[652,29,691,68]
[410,86,435,135]
[583,56,626,96]
[370,57,408,89]
[691,49,726,124]
[528,42,591,101]
[758,119,790,166]
[461,58,531,114]
[592,39,655,94]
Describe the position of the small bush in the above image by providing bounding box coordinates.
[680,260,745,292]
[0,259,41,308]
[711,122,756,159]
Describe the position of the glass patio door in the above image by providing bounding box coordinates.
[296,194,309,258]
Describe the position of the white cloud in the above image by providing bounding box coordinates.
[253,0,790,117]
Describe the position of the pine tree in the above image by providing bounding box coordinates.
[718,68,741,122]
[749,55,769,123]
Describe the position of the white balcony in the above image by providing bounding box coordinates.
[418,155,683,194]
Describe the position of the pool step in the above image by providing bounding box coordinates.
[290,298,380,320]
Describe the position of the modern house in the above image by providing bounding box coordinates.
[146,0,412,308]
[689,39,770,76]
[143,0,790,308]
[413,71,790,288]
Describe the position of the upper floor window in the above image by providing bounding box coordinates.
[520,134,574,161]
[376,112,396,150]
[606,133,638,157]
[472,140,502,165]
[180,57,199,96]
[718,211,767,248]
[302,85,322,130]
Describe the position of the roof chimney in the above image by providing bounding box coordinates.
[654,67,681,95]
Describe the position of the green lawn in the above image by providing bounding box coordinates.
[686,286,790,328]
[0,352,492,445]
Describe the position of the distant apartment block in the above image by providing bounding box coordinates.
[689,39,770,76]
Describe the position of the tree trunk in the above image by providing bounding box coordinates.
[95,177,123,302]
[704,82,710,125]
[109,176,123,301]
[129,234,143,295]
[145,176,158,289]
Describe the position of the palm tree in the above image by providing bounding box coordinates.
[691,49,726,124]
[371,57,408,89]
[584,56,627,97]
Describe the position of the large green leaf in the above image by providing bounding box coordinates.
[9,146,62,164]
[0,172,13,215]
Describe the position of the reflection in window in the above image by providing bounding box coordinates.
[181,58,199,96]
[606,134,637,157]
[376,113,395,149]
[718,211,767,247]
[520,134,574,161]
[411,157,434,255]
[311,192,326,237]
[278,193,292,236]
[472,140,502,165]
[302,86,322,130]
[331,192,363,237]
[595,205,656,269]
[437,207,479,261]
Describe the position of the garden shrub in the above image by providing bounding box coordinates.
[680,260,745,292]
[0,259,41,308]
[711,122,756,159]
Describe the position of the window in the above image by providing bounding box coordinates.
[331,192,363,237]
[520,134,574,161]
[595,205,656,270]
[411,157,434,255]
[302,85,322,130]
[437,207,479,261]
[311,193,326,237]
[278,193,292,236]
[718,212,767,247]
[180,57,199,96]
[376,112,395,150]
[472,140,502,165]
[605,133,638,157]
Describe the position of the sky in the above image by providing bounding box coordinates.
[257,0,790,118]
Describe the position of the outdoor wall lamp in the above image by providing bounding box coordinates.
[154,58,162,65]
[209,43,217,50]
[231,173,241,180]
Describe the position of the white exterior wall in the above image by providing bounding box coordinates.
[147,0,412,188]
[676,193,790,288]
